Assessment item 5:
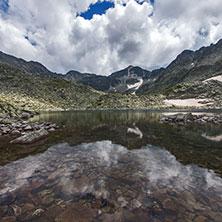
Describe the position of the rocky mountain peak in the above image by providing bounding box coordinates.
[137,38,222,94]
[0,39,222,96]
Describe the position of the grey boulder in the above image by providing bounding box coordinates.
[11,128,48,144]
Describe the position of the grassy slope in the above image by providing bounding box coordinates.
[0,63,165,111]
[0,63,104,111]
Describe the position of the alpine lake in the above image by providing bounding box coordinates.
[0,110,222,222]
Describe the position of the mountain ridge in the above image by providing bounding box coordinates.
[0,51,54,77]
[137,39,222,94]
[0,39,222,99]
[0,51,153,93]
[0,62,165,113]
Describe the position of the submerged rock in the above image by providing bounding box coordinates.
[0,205,8,218]
[1,216,17,222]
[10,128,49,144]
[161,113,222,124]
[55,203,97,222]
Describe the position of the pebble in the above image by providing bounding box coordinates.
[32,208,45,217]
[194,216,209,222]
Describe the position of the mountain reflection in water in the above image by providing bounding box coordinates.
[0,141,222,222]
[29,110,222,176]
[202,133,222,142]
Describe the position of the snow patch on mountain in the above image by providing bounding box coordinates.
[164,99,212,107]
[127,79,143,90]
[203,74,222,83]
[127,79,144,94]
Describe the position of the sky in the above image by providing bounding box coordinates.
[0,0,222,75]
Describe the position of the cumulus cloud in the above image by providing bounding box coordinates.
[0,0,222,75]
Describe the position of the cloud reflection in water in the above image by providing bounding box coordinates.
[0,141,222,205]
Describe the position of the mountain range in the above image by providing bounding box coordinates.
[0,62,164,113]
[0,39,222,112]
[1,39,222,95]
[0,51,155,94]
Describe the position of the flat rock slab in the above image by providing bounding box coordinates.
[10,128,49,144]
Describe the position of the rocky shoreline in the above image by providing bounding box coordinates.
[161,113,222,124]
[0,112,61,144]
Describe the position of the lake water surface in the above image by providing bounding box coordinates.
[0,111,222,221]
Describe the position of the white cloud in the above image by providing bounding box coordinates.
[0,0,222,75]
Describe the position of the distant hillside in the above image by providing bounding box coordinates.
[0,39,222,110]
[0,63,103,111]
[0,52,158,94]
[64,39,222,96]
[53,66,155,94]
[0,63,164,112]
[64,70,110,92]
[0,51,55,77]
[137,39,222,94]
[1,39,222,96]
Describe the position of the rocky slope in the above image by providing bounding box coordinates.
[108,66,152,93]
[0,39,222,110]
[0,51,54,77]
[63,39,222,96]
[0,51,154,94]
[162,79,222,108]
[64,70,110,92]
[66,66,154,94]
[1,39,222,97]
[0,101,19,117]
[137,39,222,94]
[0,63,164,112]
[0,63,103,111]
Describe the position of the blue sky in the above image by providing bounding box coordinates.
[79,0,155,20]
[1,0,154,19]
[0,0,9,13]
[0,0,155,17]
[1,0,155,16]
[79,1,115,20]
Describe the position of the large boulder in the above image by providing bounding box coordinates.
[10,128,48,144]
